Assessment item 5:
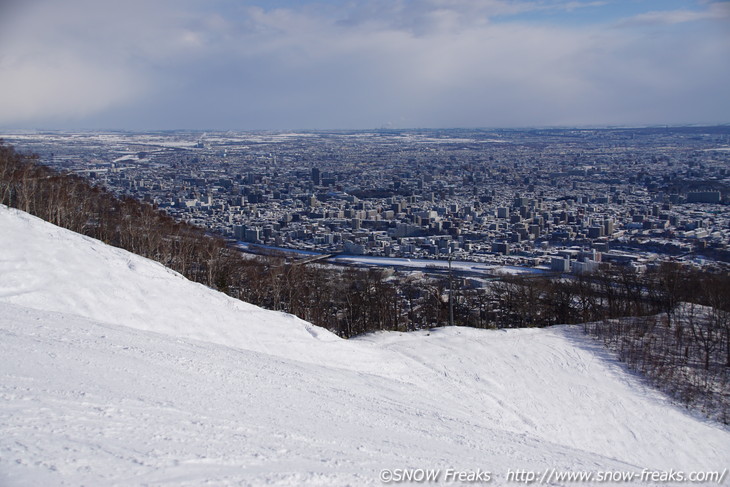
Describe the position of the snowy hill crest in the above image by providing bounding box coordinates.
[1,205,728,486]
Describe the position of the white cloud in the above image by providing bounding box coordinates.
[618,9,715,26]
[0,0,728,129]
[0,54,144,125]
[0,0,193,125]
[616,1,730,26]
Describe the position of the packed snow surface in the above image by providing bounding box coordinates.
[0,205,728,486]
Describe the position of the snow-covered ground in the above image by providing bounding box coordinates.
[1,205,728,486]
[236,242,545,275]
[330,254,545,275]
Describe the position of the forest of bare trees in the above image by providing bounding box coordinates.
[2,141,728,420]
[584,270,730,422]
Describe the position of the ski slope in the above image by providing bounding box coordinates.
[0,205,728,486]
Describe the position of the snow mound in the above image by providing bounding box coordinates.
[0,205,377,368]
[1,205,728,486]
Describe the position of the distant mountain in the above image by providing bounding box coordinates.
[1,205,728,486]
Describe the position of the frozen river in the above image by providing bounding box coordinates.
[236,242,547,276]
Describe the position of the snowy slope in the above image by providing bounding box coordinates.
[1,205,728,486]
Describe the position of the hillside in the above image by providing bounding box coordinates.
[0,205,728,486]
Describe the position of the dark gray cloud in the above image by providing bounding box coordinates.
[1,0,728,129]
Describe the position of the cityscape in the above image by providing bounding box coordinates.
[5,125,730,276]
[2,0,730,483]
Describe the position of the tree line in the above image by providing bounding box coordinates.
[582,269,729,423]
[0,141,407,336]
[2,142,727,420]
[1,142,233,288]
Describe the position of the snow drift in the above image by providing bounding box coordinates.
[0,205,728,486]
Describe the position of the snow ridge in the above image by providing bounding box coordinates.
[1,205,728,486]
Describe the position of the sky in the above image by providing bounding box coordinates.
[0,0,728,130]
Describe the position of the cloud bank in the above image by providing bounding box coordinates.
[0,0,728,129]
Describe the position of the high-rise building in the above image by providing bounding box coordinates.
[551,257,570,273]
